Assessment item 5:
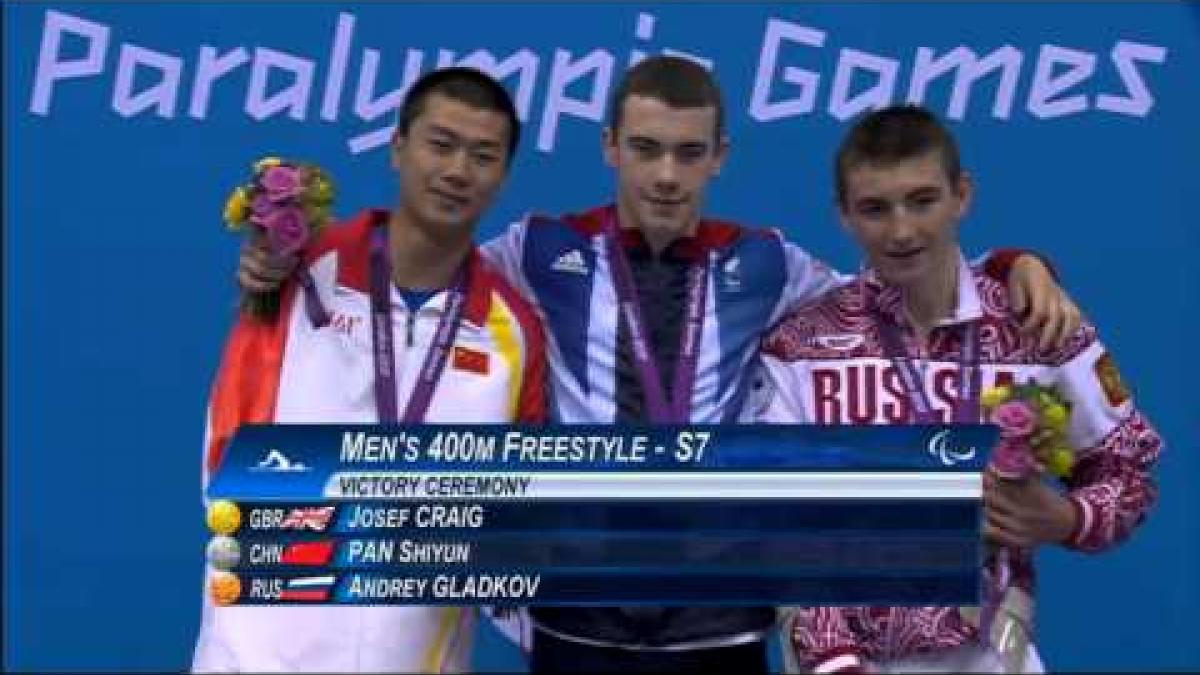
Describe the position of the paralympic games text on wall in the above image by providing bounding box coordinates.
[28,9,1169,156]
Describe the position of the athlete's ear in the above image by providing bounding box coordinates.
[603,126,618,168]
[710,134,730,177]
[391,129,407,172]
[954,170,975,221]
[836,195,853,235]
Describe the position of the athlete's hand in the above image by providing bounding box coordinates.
[1008,255,1082,353]
[238,235,297,293]
[982,469,1078,549]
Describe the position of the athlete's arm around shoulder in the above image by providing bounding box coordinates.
[739,304,824,425]
[480,215,534,298]
[774,234,852,321]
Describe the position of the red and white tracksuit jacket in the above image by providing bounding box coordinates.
[747,253,1163,673]
[192,210,547,673]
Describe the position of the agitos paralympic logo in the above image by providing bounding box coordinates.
[926,429,978,467]
[27,9,1169,156]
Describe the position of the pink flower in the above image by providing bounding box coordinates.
[261,206,309,256]
[990,438,1037,480]
[251,193,273,216]
[261,165,303,203]
[991,400,1037,439]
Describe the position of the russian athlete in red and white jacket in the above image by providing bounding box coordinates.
[193,210,547,673]
[747,253,1162,673]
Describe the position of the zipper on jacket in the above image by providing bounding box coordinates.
[405,310,416,348]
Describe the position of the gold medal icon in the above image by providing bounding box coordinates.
[210,571,242,606]
[207,500,242,535]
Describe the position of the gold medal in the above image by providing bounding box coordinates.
[207,500,242,535]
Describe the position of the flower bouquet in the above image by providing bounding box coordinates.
[223,157,335,320]
[982,381,1074,480]
[977,380,1075,669]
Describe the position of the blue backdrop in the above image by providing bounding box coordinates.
[4,2,1197,671]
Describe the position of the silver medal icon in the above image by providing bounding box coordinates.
[207,535,242,571]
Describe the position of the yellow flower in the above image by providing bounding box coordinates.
[981,385,1012,410]
[254,156,283,172]
[309,176,335,205]
[1045,448,1074,478]
[223,187,250,229]
[1031,428,1061,453]
[303,203,333,230]
[1037,391,1060,410]
[1042,403,1069,432]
